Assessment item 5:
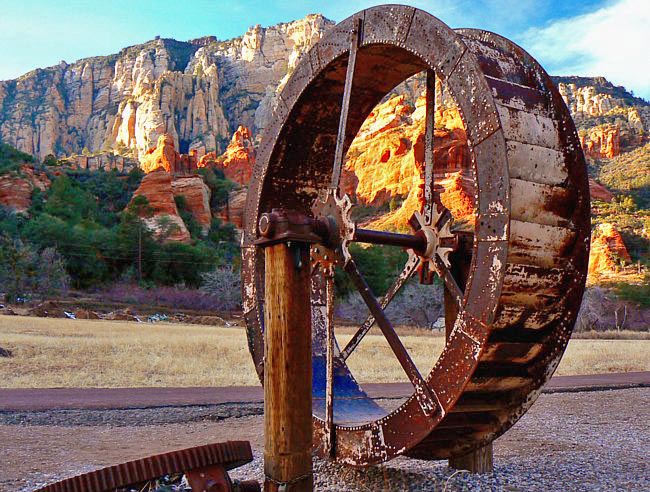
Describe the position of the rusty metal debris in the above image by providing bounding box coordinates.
[34,441,260,492]
[243,4,590,466]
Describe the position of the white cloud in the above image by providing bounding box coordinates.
[518,0,650,99]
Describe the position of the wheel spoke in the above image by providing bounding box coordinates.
[433,255,464,306]
[343,260,438,416]
[330,19,361,190]
[324,266,336,456]
[423,69,436,225]
[340,253,420,361]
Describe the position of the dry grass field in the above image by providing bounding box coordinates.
[0,315,648,388]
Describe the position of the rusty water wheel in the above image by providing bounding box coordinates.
[242,5,590,466]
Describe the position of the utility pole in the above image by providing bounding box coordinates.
[137,220,143,283]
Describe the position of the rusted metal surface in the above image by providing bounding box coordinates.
[242,5,589,466]
[34,441,258,492]
[331,18,362,190]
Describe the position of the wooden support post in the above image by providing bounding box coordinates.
[448,445,494,474]
[445,234,493,474]
[263,242,313,492]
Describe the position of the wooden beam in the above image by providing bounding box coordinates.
[446,234,494,474]
[264,243,313,492]
[449,444,494,474]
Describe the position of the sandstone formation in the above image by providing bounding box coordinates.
[343,92,472,232]
[554,76,649,153]
[580,125,621,159]
[588,223,632,277]
[69,153,137,172]
[140,134,199,174]
[589,178,614,202]
[130,170,191,242]
[171,176,212,233]
[141,134,181,173]
[0,15,333,160]
[216,189,247,229]
[199,125,255,185]
[554,76,650,126]
[0,165,50,213]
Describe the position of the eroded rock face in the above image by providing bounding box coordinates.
[216,189,247,229]
[588,223,632,277]
[554,76,650,153]
[171,176,211,233]
[589,178,614,203]
[130,169,190,242]
[0,15,333,161]
[199,125,255,185]
[69,154,137,172]
[0,165,50,213]
[343,93,472,231]
[140,134,198,174]
[580,125,621,159]
[141,134,179,173]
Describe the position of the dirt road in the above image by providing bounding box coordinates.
[1,372,648,412]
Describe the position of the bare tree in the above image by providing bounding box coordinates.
[576,286,610,332]
[200,266,242,311]
[336,281,444,329]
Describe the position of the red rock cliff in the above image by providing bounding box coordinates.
[580,125,621,159]
[171,176,212,233]
[140,134,199,175]
[588,222,631,277]
[343,93,473,232]
[0,165,50,213]
[199,125,255,185]
[130,170,191,243]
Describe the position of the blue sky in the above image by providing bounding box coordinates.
[0,0,648,98]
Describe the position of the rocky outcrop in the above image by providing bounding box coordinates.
[0,165,50,213]
[140,134,199,174]
[580,125,621,159]
[554,76,649,122]
[0,15,333,161]
[141,134,180,173]
[589,178,614,202]
[171,176,212,233]
[67,153,137,172]
[202,15,334,133]
[216,189,247,229]
[554,76,649,154]
[588,223,632,277]
[130,169,190,242]
[342,92,471,232]
[199,125,255,185]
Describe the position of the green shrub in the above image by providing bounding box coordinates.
[614,275,650,307]
[0,142,34,174]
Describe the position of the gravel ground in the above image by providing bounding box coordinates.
[0,402,263,427]
[1,388,648,491]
